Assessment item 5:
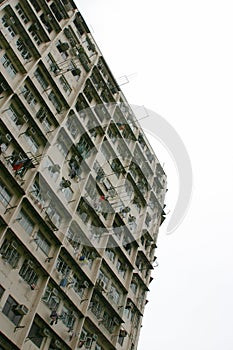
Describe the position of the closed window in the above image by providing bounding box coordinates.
[35,231,51,255]
[0,181,12,207]
[21,86,37,107]
[130,281,138,294]
[60,305,76,328]
[48,91,62,113]
[34,68,49,90]
[1,15,16,37]
[18,210,34,234]
[59,75,72,95]
[16,38,32,61]
[105,248,116,263]
[109,284,120,304]
[7,105,24,128]
[15,4,30,24]
[1,54,17,78]
[66,228,81,251]
[24,133,39,154]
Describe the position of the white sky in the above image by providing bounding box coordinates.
[76,1,233,349]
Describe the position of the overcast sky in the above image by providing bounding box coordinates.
[76,1,233,349]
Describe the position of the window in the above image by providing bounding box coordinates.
[46,204,62,228]
[118,334,125,346]
[2,295,23,326]
[50,3,64,22]
[42,285,60,310]
[124,302,135,321]
[48,91,62,113]
[56,132,70,157]
[59,75,72,95]
[56,256,71,277]
[80,246,95,269]
[29,0,41,12]
[105,248,116,263]
[97,270,109,289]
[29,25,42,46]
[21,85,37,107]
[109,284,120,304]
[46,53,60,74]
[34,68,49,90]
[40,13,53,33]
[19,259,39,286]
[7,105,25,128]
[116,259,126,278]
[102,311,116,333]
[90,298,103,319]
[36,108,53,133]
[27,322,44,348]
[0,285,5,300]
[0,181,12,207]
[66,229,80,251]
[43,157,60,181]
[66,113,79,139]
[35,231,51,255]
[1,15,16,37]
[60,305,76,328]
[30,181,47,208]
[130,281,138,294]
[16,38,32,61]
[1,54,17,78]
[24,133,39,154]
[0,239,20,268]
[18,210,35,234]
[15,4,30,24]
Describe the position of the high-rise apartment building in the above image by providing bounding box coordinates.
[0,1,166,349]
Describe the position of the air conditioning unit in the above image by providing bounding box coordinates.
[5,134,12,142]
[54,339,61,349]
[14,304,29,315]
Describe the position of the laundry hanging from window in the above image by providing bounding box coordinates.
[12,157,32,173]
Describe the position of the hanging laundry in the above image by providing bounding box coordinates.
[60,177,71,188]
[0,143,7,154]
[48,164,60,173]
[12,157,32,171]
[50,310,58,325]
[59,277,68,287]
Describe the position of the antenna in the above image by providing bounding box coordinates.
[117,73,137,86]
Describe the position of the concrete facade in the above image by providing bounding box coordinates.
[0,1,167,349]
